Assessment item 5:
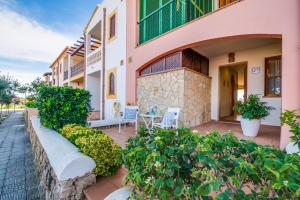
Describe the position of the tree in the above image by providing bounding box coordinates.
[0,73,14,119]
[18,84,29,104]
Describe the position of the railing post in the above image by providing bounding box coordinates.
[170,1,173,29]
[159,0,163,36]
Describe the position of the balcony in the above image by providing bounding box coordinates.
[87,48,101,66]
[71,61,85,77]
[138,0,214,44]
[63,71,68,81]
[86,48,102,74]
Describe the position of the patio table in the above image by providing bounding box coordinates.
[139,113,163,130]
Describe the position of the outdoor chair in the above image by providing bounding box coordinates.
[153,107,181,129]
[119,106,139,133]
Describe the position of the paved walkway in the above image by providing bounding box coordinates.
[0,111,44,199]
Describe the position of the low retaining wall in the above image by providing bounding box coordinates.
[28,116,96,200]
[25,108,39,129]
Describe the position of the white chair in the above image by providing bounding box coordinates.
[153,107,181,129]
[119,106,139,133]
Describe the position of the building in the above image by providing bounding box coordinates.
[49,0,300,149]
[84,0,127,123]
[50,43,85,88]
[125,0,300,149]
[42,72,52,85]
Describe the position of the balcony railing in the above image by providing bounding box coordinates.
[138,0,213,44]
[71,61,85,77]
[63,71,68,80]
[87,48,102,66]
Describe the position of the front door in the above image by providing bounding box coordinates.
[219,62,247,122]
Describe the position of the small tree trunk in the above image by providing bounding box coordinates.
[0,104,2,121]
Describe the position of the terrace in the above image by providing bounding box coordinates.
[84,121,281,200]
[100,121,281,148]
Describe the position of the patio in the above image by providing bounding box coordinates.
[84,121,281,200]
[101,121,281,148]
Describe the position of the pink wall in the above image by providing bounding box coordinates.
[126,0,300,148]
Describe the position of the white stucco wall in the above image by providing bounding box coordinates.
[86,72,101,110]
[210,43,282,126]
[85,0,127,121]
[102,0,127,120]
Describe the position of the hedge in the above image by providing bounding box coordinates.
[61,124,122,176]
[25,100,38,108]
[37,86,91,130]
[124,128,300,200]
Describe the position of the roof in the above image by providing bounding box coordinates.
[43,72,52,76]
[83,4,101,34]
[49,46,70,68]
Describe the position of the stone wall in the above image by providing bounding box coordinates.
[183,69,211,127]
[28,119,96,200]
[25,108,38,129]
[137,68,211,127]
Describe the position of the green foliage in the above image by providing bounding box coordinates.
[37,86,91,130]
[61,124,122,176]
[281,110,300,148]
[25,100,38,108]
[60,124,101,144]
[234,94,273,120]
[124,128,300,200]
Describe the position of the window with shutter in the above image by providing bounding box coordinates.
[265,56,281,97]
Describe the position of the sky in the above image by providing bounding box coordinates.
[0,0,102,84]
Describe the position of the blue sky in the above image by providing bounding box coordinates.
[0,0,102,84]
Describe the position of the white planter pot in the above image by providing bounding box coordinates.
[286,142,300,155]
[240,118,261,137]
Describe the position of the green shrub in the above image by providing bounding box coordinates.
[75,133,123,176]
[61,124,122,176]
[281,110,300,148]
[234,94,273,119]
[37,86,91,130]
[25,100,38,108]
[60,124,101,144]
[124,128,300,200]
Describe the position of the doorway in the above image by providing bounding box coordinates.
[219,62,247,122]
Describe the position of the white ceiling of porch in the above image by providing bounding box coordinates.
[192,38,281,58]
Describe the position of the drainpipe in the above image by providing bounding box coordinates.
[101,8,106,120]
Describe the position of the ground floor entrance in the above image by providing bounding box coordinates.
[219,62,247,122]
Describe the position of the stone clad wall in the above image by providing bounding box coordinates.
[137,68,211,127]
[137,70,185,122]
[183,69,211,127]
[28,120,96,200]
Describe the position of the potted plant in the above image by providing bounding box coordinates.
[234,94,273,137]
[281,110,300,154]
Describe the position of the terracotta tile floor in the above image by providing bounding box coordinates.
[84,121,281,200]
[100,121,281,148]
[84,167,128,200]
[194,121,281,148]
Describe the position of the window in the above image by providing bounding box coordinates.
[109,73,115,95]
[109,14,116,39]
[265,56,281,97]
